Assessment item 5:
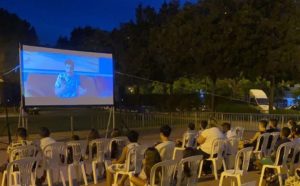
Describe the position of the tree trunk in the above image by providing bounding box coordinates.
[211,77,216,112]
[269,76,275,113]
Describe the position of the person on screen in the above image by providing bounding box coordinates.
[54,59,86,98]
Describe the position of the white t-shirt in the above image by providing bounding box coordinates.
[40,137,56,150]
[200,127,224,154]
[155,141,175,161]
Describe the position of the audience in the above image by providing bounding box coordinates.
[130,147,162,186]
[244,120,267,148]
[155,125,175,161]
[287,119,297,130]
[110,128,122,159]
[221,122,236,139]
[266,119,280,133]
[176,122,197,147]
[292,125,300,144]
[198,120,208,136]
[39,127,56,150]
[106,130,139,186]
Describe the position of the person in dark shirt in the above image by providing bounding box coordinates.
[266,119,280,133]
[244,120,267,148]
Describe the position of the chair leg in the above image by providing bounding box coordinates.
[277,167,283,186]
[68,165,73,186]
[92,161,98,184]
[60,170,66,186]
[46,169,53,186]
[259,166,266,186]
[236,175,242,186]
[81,164,88,186]
[13,173,18,185]
[198,160,204,178]
[1,171,7,186]
[219,173,225,186]
[222,159,227,171]
[212,160,218,180]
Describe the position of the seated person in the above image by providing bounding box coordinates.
[176,122,198,147]
[287,119,297,130]
[110,128,122,159]
[293,126,300,144]
[260,127,291,166]
[39,127,56,151]
[130,147,162,186]
[154,125,175,161]
[221,122,236,139]
[289,125,300,140]
[106,130,139,186]
[266,119,280,133]
[198,120,208,136]
[85,128,100,158]
[243,120,267,148]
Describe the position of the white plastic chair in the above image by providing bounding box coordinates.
[267,132,280,156]
[5,157,37,186]
[1,145,37,186]
[109,136,128,158]
[258,142,294,186]
[253,133,271,159]
[42,142,67,186]
[225,137,240,169]
[288,142,300,175]
[234,127,244,140]
[149,159,178,186]
[157,142,175,161]
[176,155,203,186]
[112,145,146,185]
[182,132,197,148]
[66,141,88,186]
[219,147,253,186]
[172,147,185,161]
[198,138,227,180]
[88,138,110,184]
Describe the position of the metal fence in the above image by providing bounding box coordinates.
[1,111,300,136]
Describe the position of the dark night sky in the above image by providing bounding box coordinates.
[0,0,195,45]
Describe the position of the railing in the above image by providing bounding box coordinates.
[1,110,299,136]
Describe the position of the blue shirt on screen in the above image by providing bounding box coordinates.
[55,73,80,98]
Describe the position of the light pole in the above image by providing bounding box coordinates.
[0,77,12,144]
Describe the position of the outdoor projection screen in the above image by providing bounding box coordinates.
[20,45,114,106]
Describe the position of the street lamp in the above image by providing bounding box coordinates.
[0,77,12,144]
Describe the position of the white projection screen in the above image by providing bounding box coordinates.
[20,45,114,106]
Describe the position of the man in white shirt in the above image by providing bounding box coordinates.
[155,125,175,161]
[39,127,56,150]
[221,122,236,139]
[197,124,225,159]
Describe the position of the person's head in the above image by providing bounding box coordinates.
[87,128,100,141]
[111,128,121,138]
[199,120,208,130]
[65,59,74,75]
[258,120,268,132]
[281,127,291,138]
[127,130,139,143]
[221,122,231,133]
[40,127,50,138]
[71,135,80,141]
[188,122,195,131]
[16,127,27,141]
[160,125,172,140]
[287,120,297,129]
[144,147,161,179]
[269,119,278,129]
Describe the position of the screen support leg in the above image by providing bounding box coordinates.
[105,107,113,138]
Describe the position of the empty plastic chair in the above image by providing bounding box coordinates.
[234,127,245,140]
[225,137,240,169]
[219,147,253,186]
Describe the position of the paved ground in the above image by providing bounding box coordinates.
[0,127,263,186]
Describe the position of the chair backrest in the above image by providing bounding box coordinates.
[291,142,300,165]
[227,137,239,155]
[234,147,253,173]
[9,145,37,162]
[274,142,293,167]
[254,133,271,157]
[158,142,176,161]
[124,144,145,173]
[6,157,36,186]
[149,159,178,186]
[234,127,244,140]
[43,142,67,168]
[176,155,203,186]
[89,138,110,161]
[67,140,87,164]
[109,136,128,158]
[209,138,226,159]
[268,132,280,155]
[172,147,185,161]
[182,132,197,148]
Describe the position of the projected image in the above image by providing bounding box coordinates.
[21,45,114,106]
